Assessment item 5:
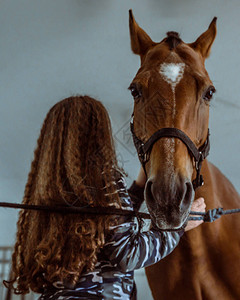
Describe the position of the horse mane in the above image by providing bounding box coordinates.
[165,31,182,50]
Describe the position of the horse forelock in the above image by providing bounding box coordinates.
[165,31,182,50]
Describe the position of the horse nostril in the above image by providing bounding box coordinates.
[145,180,155,207]
[145,180,152,197]
[180,181,193,212]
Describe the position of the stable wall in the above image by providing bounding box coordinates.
[1,1,240,299]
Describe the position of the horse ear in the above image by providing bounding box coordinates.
[189,17,217,59]
[129,9,155,56]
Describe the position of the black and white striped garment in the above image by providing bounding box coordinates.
[38,177,182,300]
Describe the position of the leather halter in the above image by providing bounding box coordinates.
[130,115,210,190]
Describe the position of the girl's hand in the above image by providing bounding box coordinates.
[135,166,147,187]
[185,197,206,231]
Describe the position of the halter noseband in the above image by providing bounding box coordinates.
[130,116,210,190]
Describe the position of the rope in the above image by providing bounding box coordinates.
[1,202,240,223]
[188,208,240,222]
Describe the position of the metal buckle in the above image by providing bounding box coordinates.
[138,143,145,162]
[138,143,151,164]
[199,175,204,186]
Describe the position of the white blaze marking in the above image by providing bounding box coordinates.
[159,63,185,174]
[159,63,185,92]
[159,62,185,119]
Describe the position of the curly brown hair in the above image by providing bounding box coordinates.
[6,96,124,294]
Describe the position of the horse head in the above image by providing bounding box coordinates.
[129,10,217,230]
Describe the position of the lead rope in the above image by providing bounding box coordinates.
[0,202,240,229]
[189,207,240,222]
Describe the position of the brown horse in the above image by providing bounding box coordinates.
[128,10,240,300]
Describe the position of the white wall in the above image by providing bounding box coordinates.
[1,1,240,299]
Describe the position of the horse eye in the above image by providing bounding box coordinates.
[129,84,142,100]
[203,86,216,101]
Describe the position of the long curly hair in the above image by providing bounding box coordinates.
[6,96,124,294]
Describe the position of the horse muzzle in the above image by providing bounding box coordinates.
[145,175,194,230]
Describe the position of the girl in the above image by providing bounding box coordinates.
[5,96,205,299]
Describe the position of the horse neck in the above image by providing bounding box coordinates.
[195,159,240,208]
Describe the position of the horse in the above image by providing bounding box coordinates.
[128,10,240,300]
